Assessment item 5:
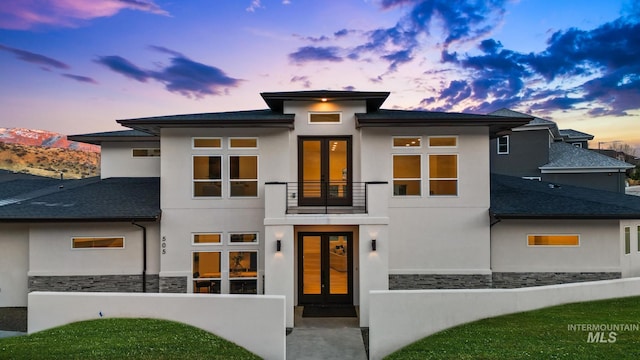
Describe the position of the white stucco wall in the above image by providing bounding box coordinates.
[28,222,160,276]
[100,141,160,179]
[491,219,620,272]
[0,224,29,307]
[620,220,640,277]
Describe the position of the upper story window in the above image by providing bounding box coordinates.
[429,154,458,196]
[72,237,124,249]
[229,138,258,149]
[573,143,582,148]
[193,138,222,149]
[393,136,421,148]
[132,148,160,157]
[528,234,579,246]
[497,136,509,154]
[229,156,258,197]
[393,154,421,196]
[309,112,341,124]
[193,156,222,197]
[428,136,457,147]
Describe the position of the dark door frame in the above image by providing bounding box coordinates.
[297,136,353,206]
[297,232,354,305]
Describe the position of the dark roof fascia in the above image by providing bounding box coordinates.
[260,90,390,113]
[68,132,158,145]
[491,213,640,220]
[0,215,161,223]
[355,110,532,137]
[117,110,295,135]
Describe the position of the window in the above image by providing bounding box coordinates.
[429,154,458,196]
[192,251,221,294]
[229,156,258,197]
[132,148,160,157]
[230,233,258,244]
[573,143,582,148]
[309,112,341,123]
[637,226,640,253]
[72,237,124,249]
[393,136,421,148]
[429,136,457,147]
[193,233,221,245]
[393,154,421,196]
[625,227,631,254]
[497,136,509,154]
[193,138,221,149]
[193,156,222,197]
[229,251,258,294]
[229,138,257,149]
[527,235,579,246]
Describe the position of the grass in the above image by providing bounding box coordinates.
[387,296,640,360]
[0,318,260,360]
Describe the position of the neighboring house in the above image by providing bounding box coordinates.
[1,90,639,330]
[489,108,633,193]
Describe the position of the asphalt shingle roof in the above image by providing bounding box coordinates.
[491,174,640,219]
[558,129,594,140]
[0,177,160,221]
[541,142,634,170]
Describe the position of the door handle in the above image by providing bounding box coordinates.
[321,270,326,288]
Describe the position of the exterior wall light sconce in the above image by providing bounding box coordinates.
[276,239,282,252]
[371,239,377,251]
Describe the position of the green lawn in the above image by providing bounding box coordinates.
[0,318,260,360]
[387,296,640,360]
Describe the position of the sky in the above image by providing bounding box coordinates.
[0,0,639,152]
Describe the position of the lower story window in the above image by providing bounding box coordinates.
[229,251,258,294]
[625,227,631,254]
[72,237,124,249]
[192,251,221,294]
[528,235,579,246]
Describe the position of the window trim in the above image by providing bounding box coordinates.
[428,136,458,148]
[228,232,259,245]
[527,234,580,247]
[392,153,423,197]
[497,135,510,154]
[392,136,422,149]
[132,148,160,157]
[192,155,223,198]
[228,155,259,198]
[228,137,258,149]
[428,153,458,197]
[192,233,222,246]
[192,137,222,149]
[308,112,342,124]
[71,236,125,250]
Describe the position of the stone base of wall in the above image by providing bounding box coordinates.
[389,274,492,289]
[160,276,187,293]
[29,274,160,293]
[491,272,622,288]
[0,307,27,332]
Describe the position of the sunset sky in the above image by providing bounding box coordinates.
[1,0,638,151]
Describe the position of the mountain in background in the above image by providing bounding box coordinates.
[0,128,100,179]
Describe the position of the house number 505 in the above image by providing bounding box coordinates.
[161,236,167,255]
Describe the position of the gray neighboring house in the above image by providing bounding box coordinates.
[489,108,633,193]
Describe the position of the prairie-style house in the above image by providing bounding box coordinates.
[1,90,639,329]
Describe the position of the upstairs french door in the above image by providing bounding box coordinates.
[298,136,352,206]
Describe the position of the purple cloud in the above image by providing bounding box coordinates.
[0,44,69,70]
[290,76,311,88]
[62,73,98,84]
[95,55,150,82]
[289,46,343,63]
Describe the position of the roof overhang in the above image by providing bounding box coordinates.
[540,166,634,173]
[261,90,390,113]
[68,132,158,145]
[490,212,640,220]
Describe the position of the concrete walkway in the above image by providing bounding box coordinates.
[286,308,368,360]
[0,330,25,339]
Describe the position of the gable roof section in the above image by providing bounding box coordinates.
[558,129,594,141]
[540,142,634,172]
[491,174,640,219]
[117,109,295,135]
[355,109,532,137]
[260,90,390,113]
[0,177,160,222]
[68,130,157,145]
[489,108,561,137]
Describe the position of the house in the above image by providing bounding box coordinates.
[489,108,633,193]
[1,90,639,330]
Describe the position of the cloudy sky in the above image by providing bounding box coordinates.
[1,0,638,150]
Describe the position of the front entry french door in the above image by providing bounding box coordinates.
[298,232,353,305]
[298,137,352,206]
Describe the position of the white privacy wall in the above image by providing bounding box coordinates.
[368,278,640,360]
[29,292,286,360]
[0,224,29,307]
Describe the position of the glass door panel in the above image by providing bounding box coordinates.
[298,137,351,206]
[302,236,321,295]
[328,235,348,295]
[328,140,348,202]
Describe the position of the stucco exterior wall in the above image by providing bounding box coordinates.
[491,219,620,272]
[490,128,550,177]
[100,141,160,179]
[0,224,29,307]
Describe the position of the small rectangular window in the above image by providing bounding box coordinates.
[393,137,421,148]
[230,233,258,244]
[229,156,258,197]
[429,136,457,147]
[229,138,258,148]
[193,251,221,294]
[72,237,124,249]
[637,226,640,253]
[429,154,458,196]
[229,251,258,294]
[625,227,631,254]
[393,154,421,196]
[527,235,579,246]
[309,112,341,123]
[193,138,221,149]
[193,233,221,244]
[132,148,160,157]
[193,156,222,197]
[497,136,509,154]
[573,143,582,148]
